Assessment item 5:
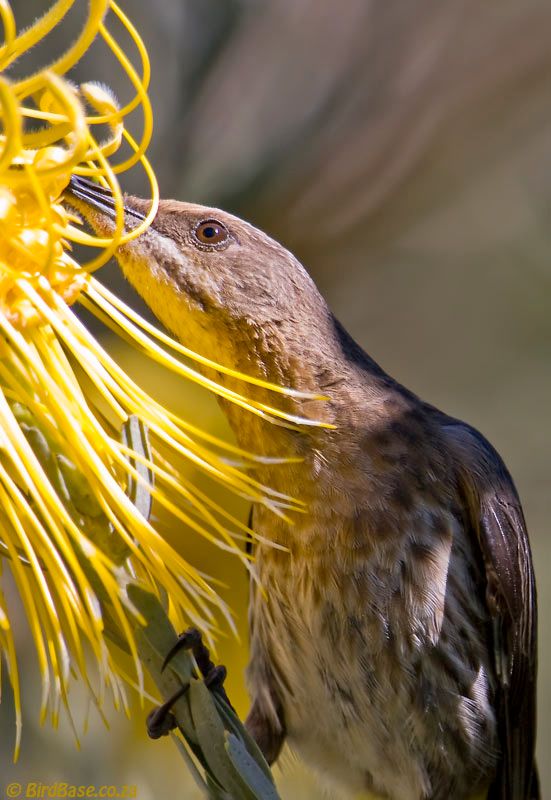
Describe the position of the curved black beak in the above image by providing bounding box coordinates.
[65,175,146,221]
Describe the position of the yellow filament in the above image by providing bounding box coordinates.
[0,1,73,71]
[0,77,20,171]
[0,0,327,756]
[88,278,327,400]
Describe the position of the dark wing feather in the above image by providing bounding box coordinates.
[440,417,538,800]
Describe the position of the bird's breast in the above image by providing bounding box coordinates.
[247,503,498,799]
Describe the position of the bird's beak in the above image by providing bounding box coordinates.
[64,175,147,224]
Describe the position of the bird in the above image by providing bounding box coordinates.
[66,175,538,800]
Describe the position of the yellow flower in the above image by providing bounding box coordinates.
[0,1,326,758]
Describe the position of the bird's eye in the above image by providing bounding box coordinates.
[192,219,231,248]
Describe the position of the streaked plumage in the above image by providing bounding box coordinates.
[247,385,538,799]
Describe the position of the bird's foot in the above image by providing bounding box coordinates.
[146,684,187,739]
[146,627,233,739]
[163,627,231,697]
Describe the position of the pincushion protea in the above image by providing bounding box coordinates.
[0,1,323,758]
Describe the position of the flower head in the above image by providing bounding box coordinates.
[0,0,326,757]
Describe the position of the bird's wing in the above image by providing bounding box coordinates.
[440,418,538,800]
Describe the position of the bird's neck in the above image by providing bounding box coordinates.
[215,313,407,512]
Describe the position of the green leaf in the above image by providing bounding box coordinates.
[213,696,275,785]
[121,415,153,521]
[121,417,169,609]
[170,733,212,797]
[189,679,254,799]
[225,733,280,800]
[56,453,104,518]
[126,584,192,685]
[174,692,200,746]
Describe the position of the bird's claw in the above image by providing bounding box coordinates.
[203,663,227,691]
[146,628,234,740]
[146,684,188,739]
[161,626,203,672]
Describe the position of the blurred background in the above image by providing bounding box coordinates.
[4,1,551,797]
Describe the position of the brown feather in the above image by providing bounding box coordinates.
[438,418,538,800]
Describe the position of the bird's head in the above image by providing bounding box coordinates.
[66,177,333,398]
